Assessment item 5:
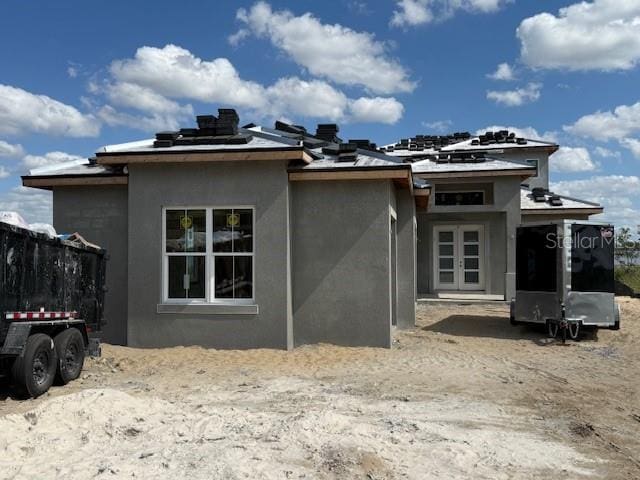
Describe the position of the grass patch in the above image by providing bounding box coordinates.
[615,265,640,293]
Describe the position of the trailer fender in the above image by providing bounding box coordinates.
[0,323,33,356]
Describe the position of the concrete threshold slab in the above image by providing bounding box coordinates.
[418,292,507,305]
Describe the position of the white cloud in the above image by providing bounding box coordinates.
[21,151,85,171]
[0,186,52,224]
[422,119,453,132]
[0,84,99,137]
[0,166,10,179]
[110,44,267,109]
[565,101,640,141]
[476,125,558,143]
[391,0,434,27]
[517,0,640,71]
[550,175,640,228]
[564,101,640,158]
[228,28,250,47]
[486,82,541,107]
[101,45,404,126]
[236,2,415,94]
[594,146,620,158]
[67,66,78,78]
[348,97,404,124]
[550,146,598,173]
[620,138,640,159]
[487,62,515,81]
[0,140,24,158]
[391,0,511,27]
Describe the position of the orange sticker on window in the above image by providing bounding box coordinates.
[180,215,193,229]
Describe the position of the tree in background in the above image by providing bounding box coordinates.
[615,227,640,266]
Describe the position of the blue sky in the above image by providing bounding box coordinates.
[0,0,639,229]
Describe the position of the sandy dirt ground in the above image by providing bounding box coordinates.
[0,298,639,479]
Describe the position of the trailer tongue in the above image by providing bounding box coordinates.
[0,220,106,397]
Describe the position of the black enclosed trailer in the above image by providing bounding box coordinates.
[0,221,106,397]
[511,220,619,340]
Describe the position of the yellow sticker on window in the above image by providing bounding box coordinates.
[227,213,240,227]
[180,215,193,230]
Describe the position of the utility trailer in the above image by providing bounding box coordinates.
[511,220,619,341]
[0,221,106,397]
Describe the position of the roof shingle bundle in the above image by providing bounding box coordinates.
[153,109,247,148]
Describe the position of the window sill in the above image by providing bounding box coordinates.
[156,303,259,315]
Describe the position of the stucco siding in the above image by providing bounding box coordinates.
[291,180,393,348]
[416,176,521,298]
[395,187,416,329]
[53,185,129,345]
[126,161,292,349]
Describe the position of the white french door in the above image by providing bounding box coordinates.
[434,225,485,291]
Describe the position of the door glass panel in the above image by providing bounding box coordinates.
[439,272,454,283]
[464,244,479,256]
[465,272,479,283]
[464,258,479,270]
[463,231,479,243]
[439,231,454,243]
[439,258,454,270]
[439,244,454,256]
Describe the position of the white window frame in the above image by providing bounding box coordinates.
[161,206,255,305]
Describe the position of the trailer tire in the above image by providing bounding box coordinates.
[54,328,85,385]
[11,333,58,398]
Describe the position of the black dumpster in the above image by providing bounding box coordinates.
[0,221,107,336]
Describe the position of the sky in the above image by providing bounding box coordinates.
[0,0,639,230]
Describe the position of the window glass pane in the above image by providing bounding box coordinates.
[215,256,234,298]
[435,192,484,206]
[464,244,479,256]
[186,210,206,253]
[439,272,454,283]
[439,244,454,256]
[464,258,479,270]
[166,210,184,253]
[166,209,205,253]
[213,209,233,252]
[186,256,205,298]
[463,231,479,243]
[234,209,253,252]
[465,272,480,284]
[234,256,253,298]
[168,256,205,299]
[439,258,454,270]
[439,231,454,243]
[168,257,186,298]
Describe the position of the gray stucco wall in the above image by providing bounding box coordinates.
[416,176,521,298]
[53,185,129,345]
[291,180,393,348]
[492,150,550,190]
[395,187,416,329]
[127,161,292,350]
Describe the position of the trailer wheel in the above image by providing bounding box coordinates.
[54,328,85,385]
[547,320,558,338]
[568,322,580,340]
[11,334,58,398]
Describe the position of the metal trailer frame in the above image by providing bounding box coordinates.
[511,219,619,333]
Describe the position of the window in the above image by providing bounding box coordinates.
[435,191,484,206]
[525,159,539,177]
[163,207,254,303]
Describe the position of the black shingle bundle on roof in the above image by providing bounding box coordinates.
[153,109,249,148]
